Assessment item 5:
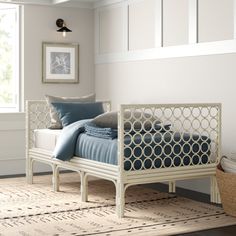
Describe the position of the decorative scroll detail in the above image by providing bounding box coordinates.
[119,104,221,171]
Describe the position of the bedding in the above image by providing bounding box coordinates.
[220,157,236,174]
[84,122,117,139]
[51,119,211,170]
[51,102,104,127]
[93,111,163,130]
[76,132,210,170]
[34,129,62,151]
[76,133,118,165]
[93,111,171,133]
[53,119,90,161]
[45,93,95,129]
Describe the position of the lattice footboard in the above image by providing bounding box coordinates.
[116,103,221,217]
[118,103,221,172]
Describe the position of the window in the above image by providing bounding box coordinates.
[0,4,19,112]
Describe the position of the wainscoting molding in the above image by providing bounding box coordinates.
[96,39,236,64]
[95,0,236,64]
[0,112,25,130]
[0,157,52,176]
[0,113,27,176]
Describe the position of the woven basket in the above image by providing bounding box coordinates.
[216,164,236,217]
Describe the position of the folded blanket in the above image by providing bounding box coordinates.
[221,156,236,173]
[85,122,117,139]
[227,154,236,162]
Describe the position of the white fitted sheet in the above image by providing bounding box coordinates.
[34,129,62,151]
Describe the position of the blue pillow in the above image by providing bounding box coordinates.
[51,102,104,127]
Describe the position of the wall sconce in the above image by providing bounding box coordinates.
[56,18,72,37]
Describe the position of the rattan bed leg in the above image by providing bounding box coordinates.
[52,165,59,192]
[26,158,33,184]
[168,181,176,193]
[210,176,221,204]
[81,172,88,202]
[210,176,215,203]
[116,181,125,218]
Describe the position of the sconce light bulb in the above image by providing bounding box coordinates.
[63,31,66,37]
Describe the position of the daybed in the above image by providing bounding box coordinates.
[26,99,221,217]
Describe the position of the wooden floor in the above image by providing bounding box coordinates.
[149,183,236,236]
[179,225,236,236]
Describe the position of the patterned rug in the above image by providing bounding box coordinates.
[0,173,235,236]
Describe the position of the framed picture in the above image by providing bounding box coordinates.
[42,42,79,83]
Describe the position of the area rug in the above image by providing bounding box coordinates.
[0,173,235,236]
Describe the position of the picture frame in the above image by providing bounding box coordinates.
[42,42,79,83]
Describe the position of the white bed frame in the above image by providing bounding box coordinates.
[26,101,221,218]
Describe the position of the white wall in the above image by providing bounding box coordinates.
[95,0,236,194]
[23,5,95,101]
[95,54,236,193]
[0,4,94,176]
[0,0,234,196]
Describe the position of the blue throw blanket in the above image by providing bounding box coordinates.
[53,119,118,161]
[84,122,117,139]
[53,119,91,161]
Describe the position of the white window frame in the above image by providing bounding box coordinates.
[0,3,20,113]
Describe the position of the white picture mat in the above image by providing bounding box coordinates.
[45,46,75,80]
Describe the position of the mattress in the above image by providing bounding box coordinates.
[75,132,211,171]
[75,133,118,165]
[34,129,211,171]
[34,129,62,151]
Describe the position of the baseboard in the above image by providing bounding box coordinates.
[0,170,70,179]
[147,182,211,204]
[0,170,99,181]
[0,170,212,204]
[0,158,52,176]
